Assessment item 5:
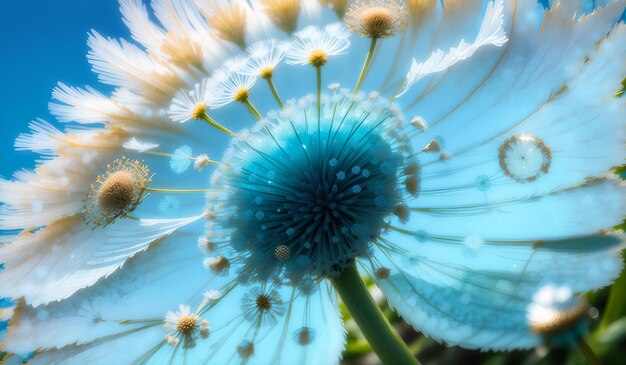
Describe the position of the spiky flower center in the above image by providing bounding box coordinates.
[191,102,207,120]
[97,170,136,211]
[210,93,416,281]
[86,158,151,227]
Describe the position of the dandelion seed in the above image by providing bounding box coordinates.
[261,0,301,34]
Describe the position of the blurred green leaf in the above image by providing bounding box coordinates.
[597,252,626,331]
[597,317,626,345]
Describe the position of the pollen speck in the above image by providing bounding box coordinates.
[274,244,291,261]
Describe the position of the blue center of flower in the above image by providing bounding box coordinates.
[210,92,415,281]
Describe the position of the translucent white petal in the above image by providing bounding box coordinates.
[407,3,625,198]
[14,119,65,157]
[0,214,202,306]
[120,0,167,52]
[1,230,221,353]
[49,83,130,124]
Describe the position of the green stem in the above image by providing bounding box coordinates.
[331,265,420,365]
[265,77,284,109]
[200,112,236,136]
[354,37,378,94]
[577,338,603,365]
[146,188,210,194]
[143,151,172,158]
[316,65,322,129]
[244,100,263,121]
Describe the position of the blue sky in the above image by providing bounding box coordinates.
[0,0,127,177]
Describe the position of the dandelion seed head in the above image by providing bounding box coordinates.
[241,287,286,326]
[209,93,415,281]
[345,0,408,39]
[164,304,210,348]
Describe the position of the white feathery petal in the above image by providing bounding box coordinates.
[397,0,507,97]
[151,0,212,43]
[49,82,131,124]
[14,119,65,156]
[120,0,167,52]
[87,31,181,102]
[193,154,211,171]
[0,214,203,306]
[123,137,159,152]
[0,150,111,230]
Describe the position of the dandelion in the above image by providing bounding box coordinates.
[1,0,625,364]
[164,304,210,348]
[169,79,236,136]
[285,23,350,67]
[193,153,215,171]
[246,39,290,107]
[345,0,408,39]
[84,157,152,226]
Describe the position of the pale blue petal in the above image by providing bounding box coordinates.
[373,234,624,350]
[398,178,624,244]
[1,229,224,353]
